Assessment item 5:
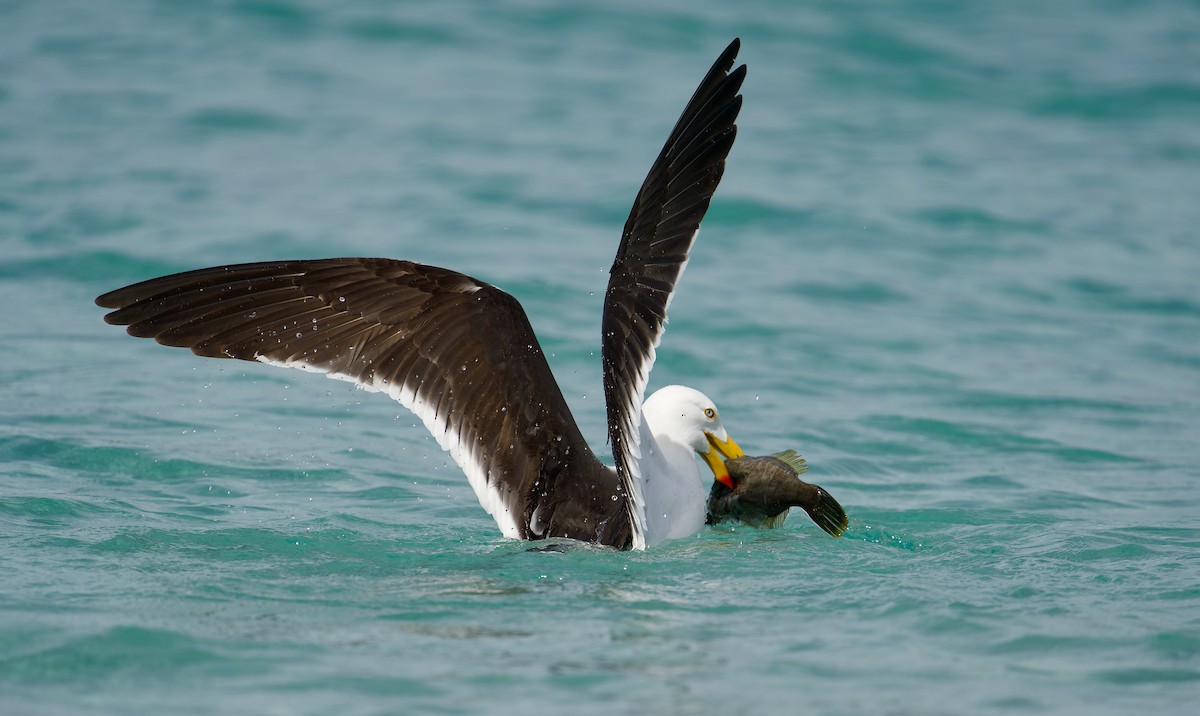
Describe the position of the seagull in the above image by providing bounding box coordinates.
[96,39,748,550]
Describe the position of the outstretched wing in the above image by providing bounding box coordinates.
[97,258,633,547]
[601,39,746,547]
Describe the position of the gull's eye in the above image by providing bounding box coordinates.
[703,408,716,419]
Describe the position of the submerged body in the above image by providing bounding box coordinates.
[707,452,848,537]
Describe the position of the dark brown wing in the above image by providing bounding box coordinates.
[601,39,746,543]
[96,258,634,547]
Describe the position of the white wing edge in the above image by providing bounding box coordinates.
[615,234,696,551]
[255,354,524,539]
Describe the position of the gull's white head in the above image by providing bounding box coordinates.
[642,385,744,487]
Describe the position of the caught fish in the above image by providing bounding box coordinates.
[707,450,847,537]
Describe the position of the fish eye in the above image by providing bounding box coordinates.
[704,408,716,419]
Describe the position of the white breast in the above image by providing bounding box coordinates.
[636,420,708,546]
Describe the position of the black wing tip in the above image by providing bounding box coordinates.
[729,62,747,89]
[706,40,746,104]
[803,487,848,538]
[97,297,141,326]
[98,299,134,326]
[720,38,742,68]
[722,39,747,88]
[95,289,125,310]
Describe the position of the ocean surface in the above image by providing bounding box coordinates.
[3,1,1200,714]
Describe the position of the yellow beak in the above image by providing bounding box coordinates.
[702,432,744,489]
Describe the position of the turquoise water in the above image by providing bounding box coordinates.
[3,0,1200,713]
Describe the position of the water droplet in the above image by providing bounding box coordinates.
[611,495,618,501]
